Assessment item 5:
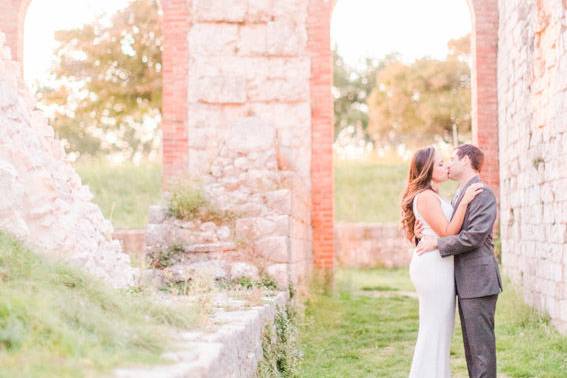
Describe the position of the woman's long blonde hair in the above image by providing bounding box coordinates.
[401,146,436,241]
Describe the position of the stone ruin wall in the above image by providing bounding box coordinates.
[0,0,315,290]
[0,33,136,288]
[5,0,567,325]
[498,0,567,332]
[145,118,312,288]
[164,0,313,287]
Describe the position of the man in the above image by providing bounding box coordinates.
[415,144,503,378]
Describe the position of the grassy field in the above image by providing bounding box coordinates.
[73,157,162,229]
[298,268,567,378]
[71,156,458,228]
[72,157,454,228]
[334,159,458,223]
[18,156,566,377]
[0,230,197,377]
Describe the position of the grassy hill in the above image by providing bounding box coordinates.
[0,230,196,377]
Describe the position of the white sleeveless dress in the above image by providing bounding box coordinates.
[408,191,456,378]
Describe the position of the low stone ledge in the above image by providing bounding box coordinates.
[185,242,237,253]
[113,291,288,378]
[335,223,412,268]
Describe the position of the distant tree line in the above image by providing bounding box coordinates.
[333,34,472,148]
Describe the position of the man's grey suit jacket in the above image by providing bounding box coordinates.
[438,175,504,299]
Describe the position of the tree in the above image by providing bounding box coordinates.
[333,48,383,141]
[37,0,162,159]
[366,34,471,147]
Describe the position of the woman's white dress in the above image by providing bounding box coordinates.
[408,191,456,378]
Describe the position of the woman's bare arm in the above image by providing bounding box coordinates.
[416,185,483,237]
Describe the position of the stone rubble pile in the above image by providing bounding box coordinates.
[0,33,136,288]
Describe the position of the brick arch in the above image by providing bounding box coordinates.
[0,0,189,190]
[0,0,30,62]
[307,0,499,270]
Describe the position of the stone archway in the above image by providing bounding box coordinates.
[0,0,190,191]
[307,0,500,270]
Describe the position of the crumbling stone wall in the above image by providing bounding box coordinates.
[173,0,313,286]
[0,34,136,288]
[145,118,311,288]
[498,0,567,332]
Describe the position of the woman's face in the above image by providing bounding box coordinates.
[431,150,449,183]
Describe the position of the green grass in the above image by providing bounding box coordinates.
[72,156,448,228]
[334,159,458,223]
[73,157,162,229]
[0,230,197,377]
[299,268,567,377]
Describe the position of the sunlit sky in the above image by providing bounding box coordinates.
[331,0,471,67]
[24,0,471,85]
[24,0,130,85]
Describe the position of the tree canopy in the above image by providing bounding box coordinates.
[37,0,162,159]
[334,34,472,148]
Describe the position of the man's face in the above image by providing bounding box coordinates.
[448,150,466,181]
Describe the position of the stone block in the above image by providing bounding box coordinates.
[192,0,247,22]
[226,117,276,153]
[247,76,309,102]
[247,0,273,22]
[272,0,309,22]
[230,262,259,280]
[166,260,228,282]
[236,217,271,240]
[185,242,236,253]
[263,189,292,215]
[255,236,289,263]
[266,20,307,55]
[238,24,267,56]
[216,226,232,241]
[266,263,289,289]
[189,75,247,104]
[189,24,238,56]
[250,102,311,130]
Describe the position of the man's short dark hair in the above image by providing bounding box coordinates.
[456,144,484,172]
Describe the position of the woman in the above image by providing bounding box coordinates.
[401,146,483,378]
